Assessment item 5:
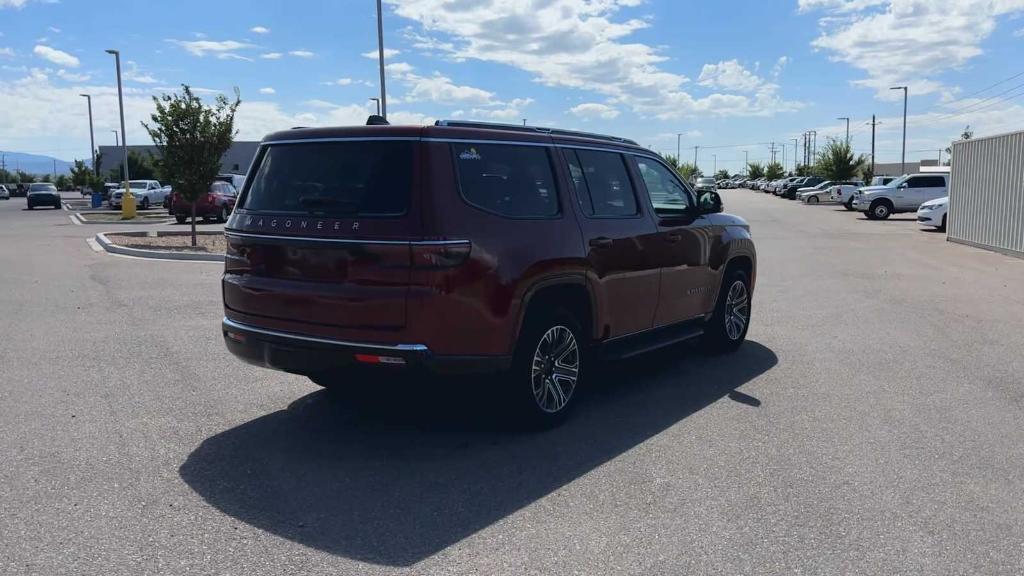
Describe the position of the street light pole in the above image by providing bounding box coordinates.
[106,49,134,218]
[713,154,717,175]
[80,94,96,176]
[744,150,748,173]
[792,138,798,172]
[375,0,388,120]
[866,115,881,176]
[693,146,699,173]
[112,130,119,146]
[890,86,908,175]
[676,133,683,163]
[368,97,380,116]
[837,117,850,144]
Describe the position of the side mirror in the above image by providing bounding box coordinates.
[898,183,908,189]
[699,191,723,214]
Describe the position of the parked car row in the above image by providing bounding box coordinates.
[739,172,950,231]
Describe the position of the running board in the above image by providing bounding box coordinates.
[601,319,705,361]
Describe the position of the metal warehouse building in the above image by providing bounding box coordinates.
[96,141,260,177]
[948,130,1024,259]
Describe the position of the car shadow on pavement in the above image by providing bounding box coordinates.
[179,340,777,567]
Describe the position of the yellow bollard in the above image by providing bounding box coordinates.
[121,181,136,220]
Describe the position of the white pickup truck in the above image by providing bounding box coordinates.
[109,180,172,210]
[851,174,949,220]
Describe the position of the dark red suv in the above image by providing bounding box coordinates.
[222,119,756,425]
[170,181,237,223]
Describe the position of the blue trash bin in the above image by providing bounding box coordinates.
[91,191,103,208]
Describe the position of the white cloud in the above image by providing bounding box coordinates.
[249,26,270,34]
[331,78,353,86]
[807,0,1024,98]
[218,53,253,62]
[0,0,29,7]
[258,87,275,94]
[1015,26,1024,36]
[33,45,79,67]
[362,48,402,59]
[259,52,282,60]
[56,69,90,82]
[404,71,496,105]
[289,50,315,58]
[0,47,14,57]
[47,26,61,33]
[570,102,620,119]
[123,60,159,84]
[386,61,414,77]
[169,39,254,58]
[385,0,799,119]
[698,60,764,92]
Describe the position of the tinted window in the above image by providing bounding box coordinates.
[241,141,413,216]
[573,149,638,217]
[907,176,945,188]
[635,157,691,210]
[565,150,593,215]
[453,143,558,218]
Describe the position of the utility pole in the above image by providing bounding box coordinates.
[106,49,134,218]
[676,133,683,163]
[80,94,96,175]
[375,0,388,120]
[112,130,119,146]
[744,150,748,173]
[693,145,699,170]
[811,131,817,160]
[769,141,776,164]
[52,159,57,181]
[837,117,850,144]
[866,115,880,175]
[712,154,717,175]
[890,85,908,175]
[792,138,798,172]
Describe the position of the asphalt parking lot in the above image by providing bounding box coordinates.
[2,189,1023,575]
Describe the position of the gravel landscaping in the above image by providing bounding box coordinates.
[105,232,226,253]
[78,212,171,223]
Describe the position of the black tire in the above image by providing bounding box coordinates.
[869,200,892,220]
[215,206,227,223]
[844,198,855,211]
[807,195,819,204]
[140,197,150,210]
[938,214,947,232]
[175,214,188,224]
[701,268,751,354]
[509,308,584,428]
[27,204,33,210]
[54,202,61,209]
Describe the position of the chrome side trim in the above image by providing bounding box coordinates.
[223,317,430,352]
[261,137,422,146]
[224,231,470,246]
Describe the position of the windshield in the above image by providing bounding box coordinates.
[129,181,149,189]
[29,184,57,192]
[241,141,413,216]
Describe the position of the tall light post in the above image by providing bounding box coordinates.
[80,94,96,176]
[368,97,380,116]
[676,132,683,163]
[792,138,798,172]
[865,116,881,176]
[106,48,134,218]
[837,117,850,144]
[712,154,717,175]
[890,86,908,175]
[744,150,748,174]
[111,130,119,146]
[375,0,387,120]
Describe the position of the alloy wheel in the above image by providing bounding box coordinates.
[724,280,749,341]
[530,325,579,413]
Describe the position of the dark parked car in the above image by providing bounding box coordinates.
[26,183,62,210]
[221,119,757,426]
[781,176,825,199]
[170,181,237,223]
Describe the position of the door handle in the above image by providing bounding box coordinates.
[589,237,613,248]
[665,232,682,243]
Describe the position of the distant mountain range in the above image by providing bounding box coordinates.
[0,151,88,177]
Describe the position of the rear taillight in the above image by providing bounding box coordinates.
[225,237,256,273]
[411,242,471,269]
[206,194,215,204]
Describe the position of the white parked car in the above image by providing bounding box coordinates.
[110,180,170,210]
[831,183,868,210]
[916,196,948,231]
[852,174,949,220]
[795,180,835,204]
[0,185,9,200]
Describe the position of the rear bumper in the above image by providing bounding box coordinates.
[222,317,510,376]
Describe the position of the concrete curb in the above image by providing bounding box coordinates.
[74,211,174,225]
[94,231,225,262]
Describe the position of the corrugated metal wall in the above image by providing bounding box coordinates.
[948,130,1024,258]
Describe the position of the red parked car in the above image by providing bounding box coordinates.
[222,118,757,426]
[170,181,238,223]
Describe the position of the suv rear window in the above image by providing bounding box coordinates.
[567,149,638,217]
[453,143,558,218]
[240,140,413,216]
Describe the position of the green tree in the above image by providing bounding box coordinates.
[662,153,682,172]
[714,169,730,181]
[764,161,785,180]
[746,162,764,179]
[40,173,52,183]
[814,138,866,181]
[70,159,92,189]
[677,162,702,182]
[16,170,34,184]
[143,84,240,245]
[110,150,158,182]
[860,163,874,184]
[0,168,12,183]
[795,164,816,177]
[55,174,70,190]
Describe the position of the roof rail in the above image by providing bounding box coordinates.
[434,119,638,146]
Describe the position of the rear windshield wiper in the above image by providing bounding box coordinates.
[298,196,359,214]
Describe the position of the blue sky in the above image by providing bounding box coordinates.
[1,0,1022,173]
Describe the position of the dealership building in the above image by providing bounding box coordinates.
[96,141,260,177]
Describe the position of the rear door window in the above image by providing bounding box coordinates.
[240,140,414,216]
[571,149,638,217]
[452,143,558,218]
